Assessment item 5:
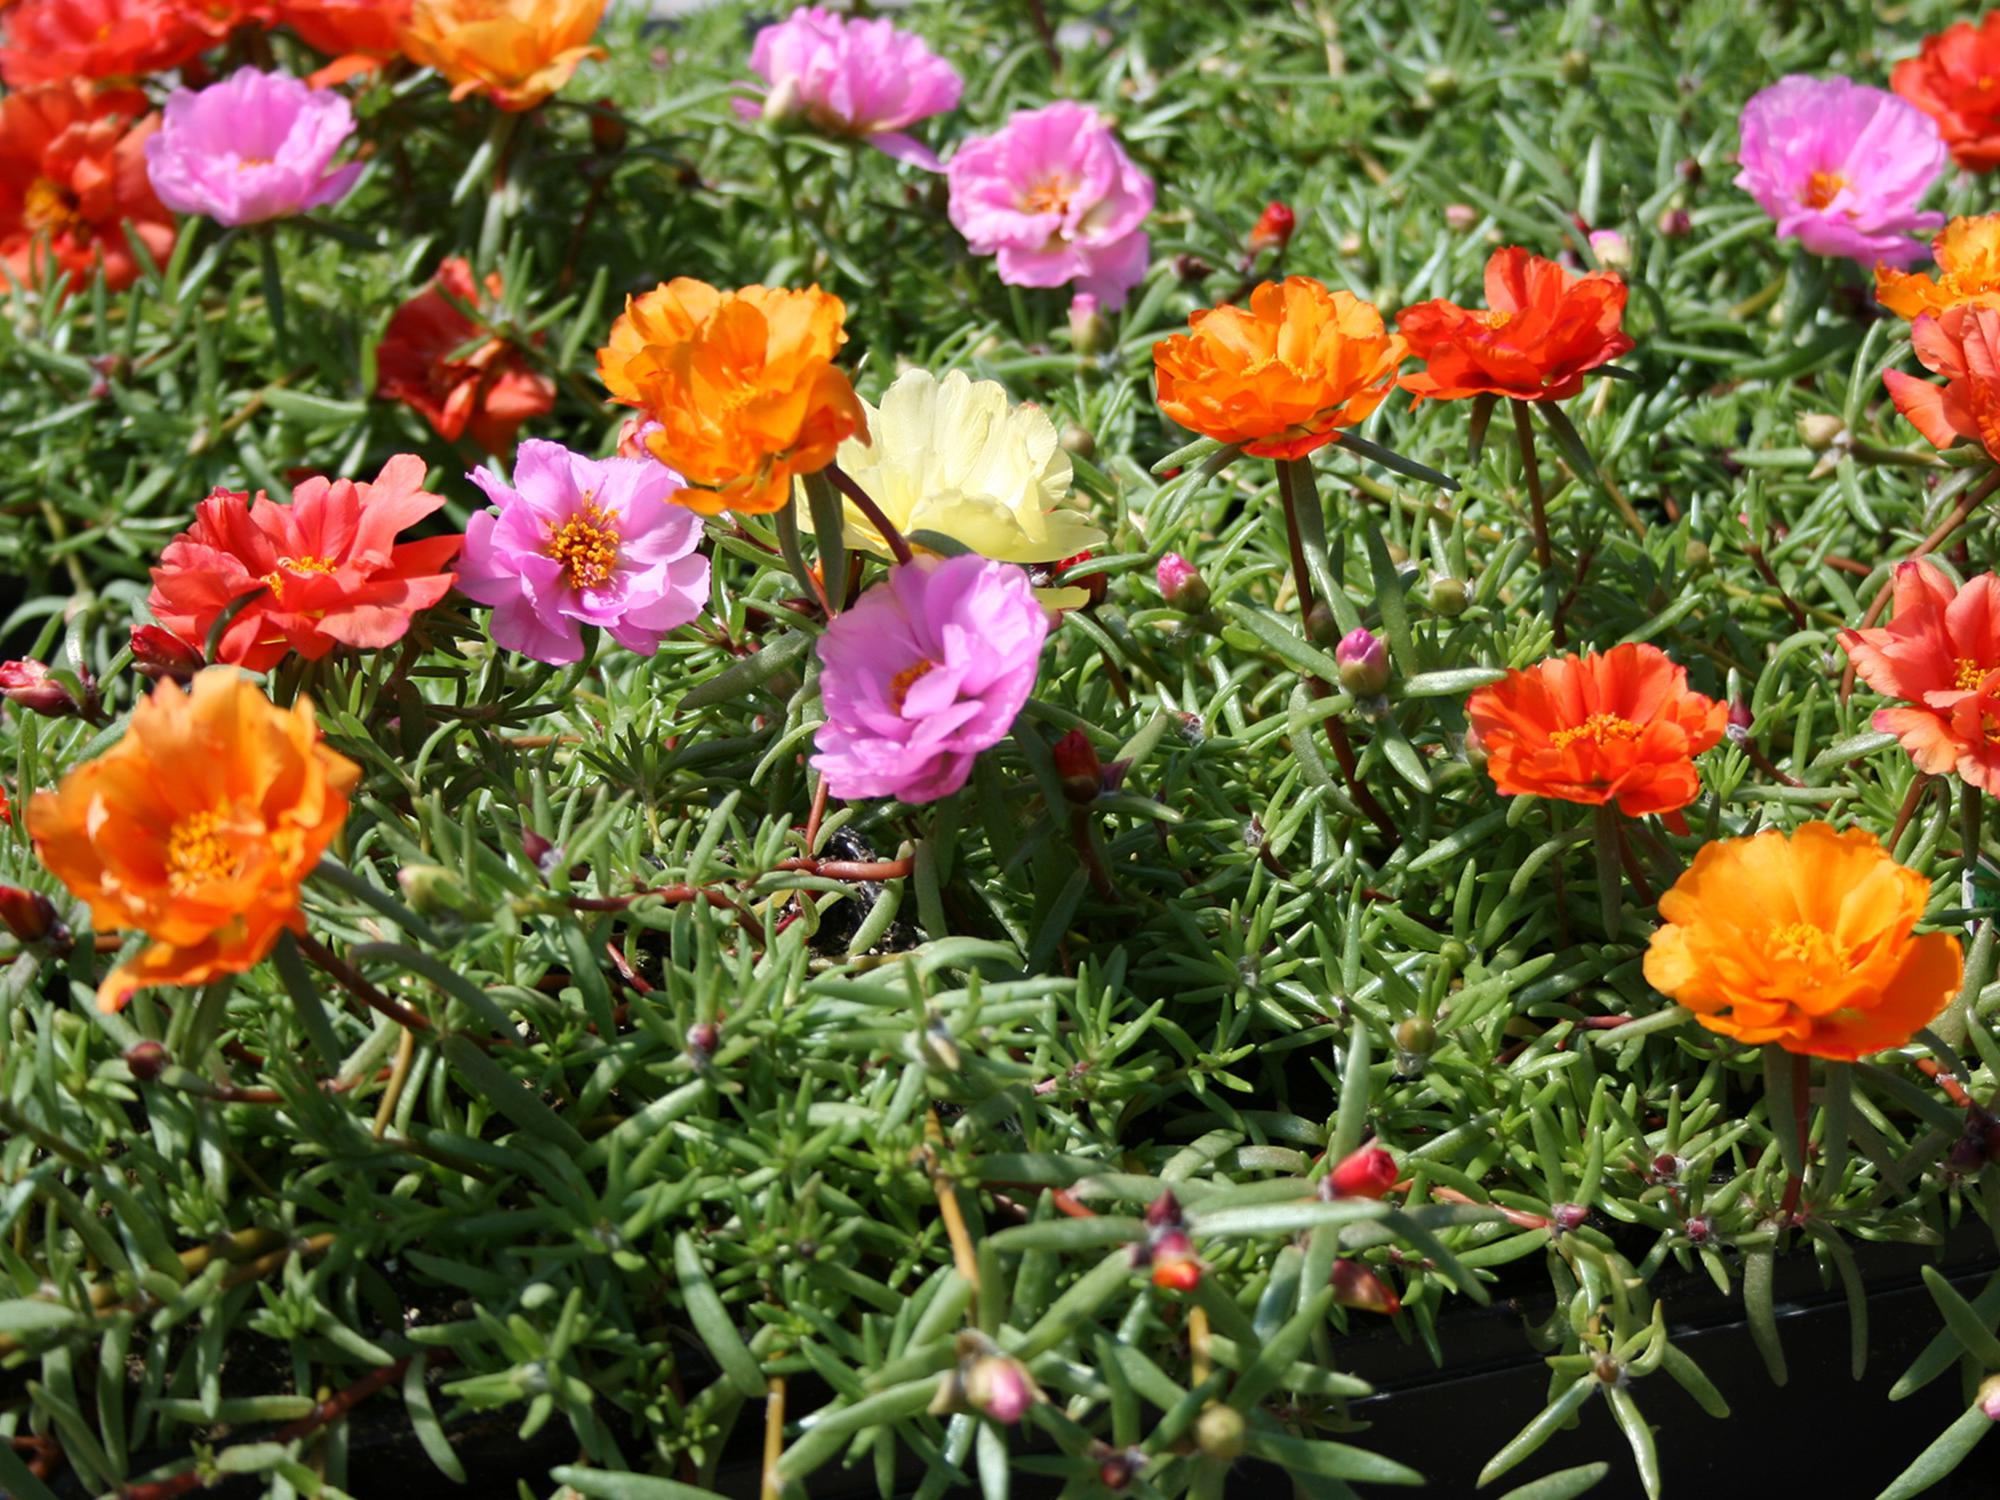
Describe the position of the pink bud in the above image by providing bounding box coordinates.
[1444,203,1479,232]
[1657,207,1692,239]
[0,660,81,718]
[1335,629,1390,698]
[1727,698,1753,744]
[1980,1374,2000,1421]
[1587,229,1631,271]
[1327,1145,1399,1200]
[130,625,203,685]
[1155,553,1210,613]
[1068,292,1106,353]
[1329,1258,1401,1314]
[967,1355,1035,1424]
[1551,1203,1589,1233]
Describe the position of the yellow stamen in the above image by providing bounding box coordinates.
[545,499,620,590]
[261,555,337,601]
[1549,713,1643,750]
[22,178,78,236]
[1022,176,1075,216]
[166,810,238,893]
[889,658,937,714]
[1803,171,1848,210]
[1482,308,1513,330]
[1768,920,1840,977]
[1955,657,1992,691]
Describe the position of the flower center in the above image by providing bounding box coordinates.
[889,658,937,714]
[1482,308,1513,330]
[1767,920,1842,982]
[1956,657,1993,691]
[23,177,79,236]
[1022,175,1075,216]
[261,555,337,601]
[545,499,620,590]
[166,810,239,893]
[1548,713,1644,750]
[1803,171,1848,210]
[236,156,274,171]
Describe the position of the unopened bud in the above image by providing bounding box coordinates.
[1394,1015,1435,1055]
[1444,202,1479,233]
[1979,1373,2000,1421]
[1649,1153,1685,1184]
[1246,201,1296,258]
[1422,66,1460,103]
[1155,552,1210,613]
[1144,1189,1183,1229]
[1304,602,1340,648]
[1068,292,1106,354]
[1172,253,1214,283]
[1059,423,1095,458]
[1148,1229,1200,1291]
[1427,576,1471,616]
[1053,729,1104,805]
[1587,229,1631,272]
[0,886,59,946]
[1097,1449,1142,1490]
[1799,413,1847,451]
[760,75,805,127]
[124,1040,169,1082]
[687,1021,719,1062]
[964,1354,1037,1424]
[1592,1352,1627,1386]
[1726,698,1753,745]
[589,99,628,155]
[1678,157,1704,185]
[130,625,203,685]
[1329,1258,1401,1314]
[1196,1403,1247,1461]
[1684,1215,1712,1245]
[1551,1202,1589,1233]
[398,863,469,916]
[1335,628,1390,698]
[1657,207,1692,239]
[0,660,81,718]
[1684,539,1711,573]
[1560,49,1592,85]
[1327,1145,1398,1200]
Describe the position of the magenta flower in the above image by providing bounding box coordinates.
[813,554,1049,803]
[458,440,710,666]
[947,101,1154,310]
[738,5,962,171]
[144,68,363,228]
[1734,75,1946,268]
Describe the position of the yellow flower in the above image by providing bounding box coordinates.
[832,369,1105,564]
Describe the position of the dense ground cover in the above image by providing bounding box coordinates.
[9,1,2000,1497]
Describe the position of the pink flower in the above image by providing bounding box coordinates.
[1734,75,1946,268]
[458,440,710,666]
[812,554,1048,803]
[143,67,362,227]
[739,5,961,171]
[947,101,1153,310]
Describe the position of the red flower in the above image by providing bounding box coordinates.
[1247,200,1295,256]
[375,257,556,455]
[147,455,462,673]
[1397,245,1634,404]
[0,81,173,294]
[1327,1145,1398,1200]
[0,0,212,87]
[1893,13,2000,173]
[1885,305,2000,462]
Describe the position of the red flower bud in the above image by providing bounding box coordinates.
[0,886,58,945]
[1247,201,1296,257]
[1551,1202,1590,1233]
[1144,1189,1183,1228]
[130,625,204,685]
[1327,1145,1398,1200]
[1329,1258,1401,1314]
[1155,552,1210,613]
[124,1040,170,1082]
[1053,730,1104,805]
[589,99,628,155]
[0,660,81,718]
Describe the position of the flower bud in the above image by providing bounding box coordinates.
[1329,1258,1401,1314]
[1148,1229,1201,1291]
[1560,49,1592,84]
[687,1021,719,1064]
[589,99,627,156]
[1677,156,1704,185]
[1097,1449,1143,1489]
[1068,292,1106,353]
[1422,66,1460,103]
[1427,576,1471,616]
[1726,698,1753,745]
[0,886,59,946]
[1444,202,1479,233]
[1551,1202,1589,1233]
[1247,200,1296,258]
[963,1353,1038,1424]
[1657,206,1692,239]
[1173,252,1214,283]
[1155,552,1210,613]
[0,660,82,719]
[1979,1373,2000,1421]
[1684,539,1711,573]
[1144,1189,1183,1229]
[1798,413,1847,451]
[130,625,204,685]
[1327,1145,1399,1200]
[1196,1403,1247,1461]
[760,75,805,127]
[1053,729,1104,805]
[1587,229,1631,272]
[1059,423,1095,459]
[1684,1215,1712,1246]
[1335,628,1391,698]
[398,863,470,916]
[1394,1015,1435,1056]
[1303,602,1340,648]
[124,1040,170,1082]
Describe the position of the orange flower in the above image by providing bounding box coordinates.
[147,455,462,674]
[278,0,409,63]
[1877,217,2000,319]
[0,0,212,86]
[1884,304,2000,462]
[1396,246,1633,405]
[1893,13,2000,173]
[1152,276,1406,459]
[28,670,358,1013]
[376,257,555,454]
[598,279,867,515]
[1466,643,1725,817]
[0,81,174,294]
[399,0,606,112]
[1644,823,1961,1060]
[1840,560,2000,791]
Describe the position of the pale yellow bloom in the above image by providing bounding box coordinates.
[833,368,1105,564]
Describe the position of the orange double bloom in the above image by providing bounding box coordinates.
[1883,304,2000,463]
[1645,823,1961,1060]
[1876,216,2000,320]
[1841,561,2000,792]
[1466,643,1724,817]
[598,279,867,515]
[400,0,606,113]
[1152,276,1406,459]
[1893,12,2000,173]
[1396,246,1633,405]
[29,671,357,1013]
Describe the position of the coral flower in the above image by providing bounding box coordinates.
[0,81,173,294]
[831,369,1104,564]
[1153,277,1407,460]
[1734,75,1945,269]
[147,455,462,673]
[1883,304,2000,462]
[1644,823,1961,1060]
[1893,13,2000,173]
[376,256,556,455]
[145,68,362,227]
[1877,216,2000,319]
[1840,560,2000,791]
[277,0,410,78]
[812,554,1048,803]
[0,0,212,88]
[1396,246,1634,404]
[597,278,865,515]
[399,0,606,113]
[28,670,358,1013]
[742,6,961,171]
[947,101,1153,309]
[458,439,710,665]
[1465,643,1726,816]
